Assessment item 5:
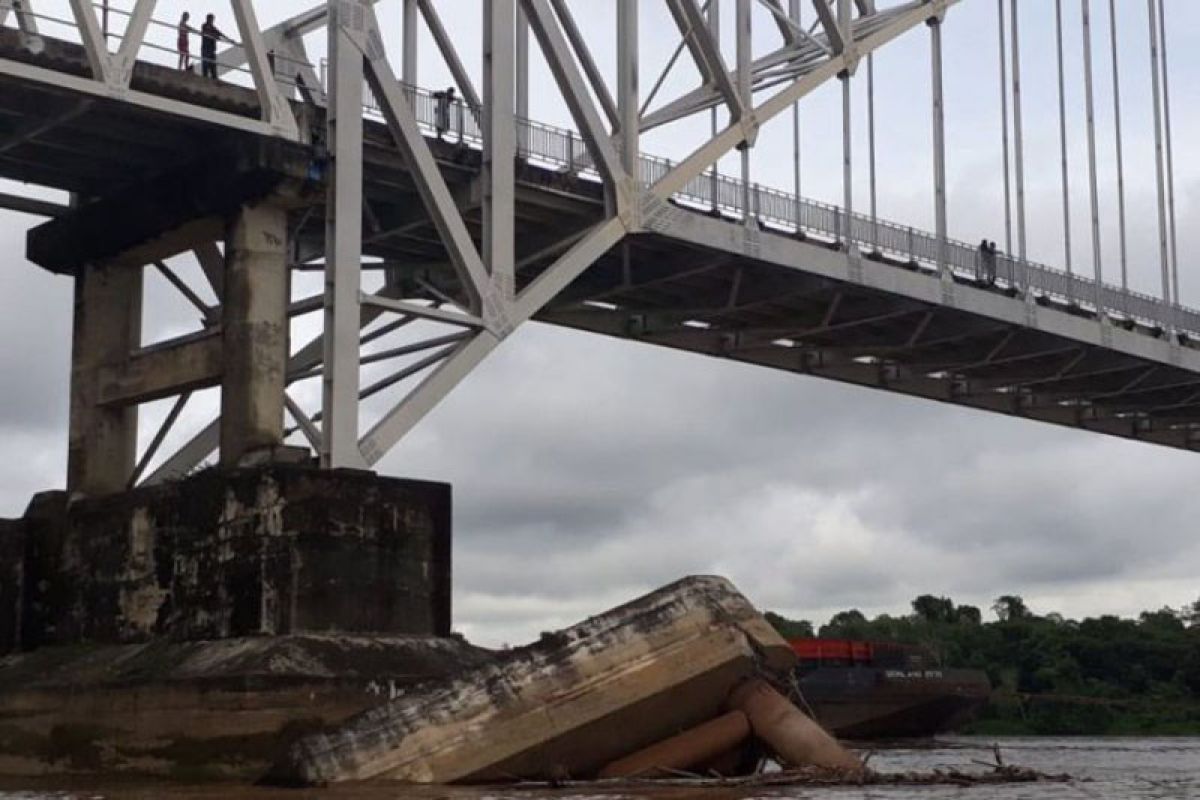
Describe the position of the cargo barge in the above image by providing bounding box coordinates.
[790,639,991,739]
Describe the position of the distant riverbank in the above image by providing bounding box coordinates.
[769,591,1200,739]
[963,694,1200,737]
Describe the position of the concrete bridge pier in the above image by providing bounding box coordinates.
[220,201,290,468]
[3,184,458,780]
[67,261,143,497]
[58,194,298,495]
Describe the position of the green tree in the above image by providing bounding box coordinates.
[764,611,814,639]
[956,604,983,625]
[912,594,956,624]
[1177,598,1200,628]
[820,609,873,639]
[992,594,1031,622]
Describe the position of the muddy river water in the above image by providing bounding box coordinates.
[0,737,1196,799]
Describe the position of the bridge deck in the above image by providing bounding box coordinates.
[4,29,1200,451]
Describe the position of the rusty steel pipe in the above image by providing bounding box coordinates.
[728,678,861,773]
[598,710,752,778]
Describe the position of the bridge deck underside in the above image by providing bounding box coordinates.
[547,238,1200,450]
[3,32,1200,452]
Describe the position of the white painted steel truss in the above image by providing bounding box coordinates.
[319,0,956,470]
[0,0,298,137]
[5,0,1194,479]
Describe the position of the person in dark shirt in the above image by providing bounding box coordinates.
[200,14,226,80]
[434,87,455,139]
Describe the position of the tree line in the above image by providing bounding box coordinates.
[767,595,1200,734]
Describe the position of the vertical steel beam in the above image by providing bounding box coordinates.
[1147,0,1171,310]
[322,3,366,469]
[789,0,801,227]
[402,0,417,85]
[516,3,529,120]
[709,0,721,209]
[484,0,515,298]
[737,0,752,222]
[1156,0,1179,309]
[1009,0,1028,282]
[1080,0,1102,314]
[997,0,1012,255]
[618,0,639,177]
[838,0,852,245]
[1107,0,1127,292]
[930,16,947,279]
[840,74,851,244]
[867,52,877,251]
[1054,0,1072,285]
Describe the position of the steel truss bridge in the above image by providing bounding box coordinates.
[0,0,1195,496]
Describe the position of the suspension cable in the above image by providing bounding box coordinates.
[1054,0,1073,288]
[1147,0,1171,312]
[1107,0,1128,293]
[1156,0,1179,311]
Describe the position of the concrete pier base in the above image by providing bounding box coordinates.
[0,466,459,779]
[0,466,452,650]
[0,635,491,780]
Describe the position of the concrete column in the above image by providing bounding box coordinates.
[67,263,143,496]
[220,202,289,467]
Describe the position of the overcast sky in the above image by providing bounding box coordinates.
[1,1,1198,646]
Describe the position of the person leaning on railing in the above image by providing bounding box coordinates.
[200,13,232,81]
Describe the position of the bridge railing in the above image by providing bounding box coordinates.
[3,4,1194,339]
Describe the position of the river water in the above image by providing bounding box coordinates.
[0,737,1196,799]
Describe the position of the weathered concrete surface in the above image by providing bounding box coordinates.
[0,635,491,780]
[67,262,143,496]
[220,202,289,467]
[268,575,796,785]
[0,467,451,650]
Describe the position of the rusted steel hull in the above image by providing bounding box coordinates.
[799,666,991,739]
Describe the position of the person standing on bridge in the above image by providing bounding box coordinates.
[177,12,193,72]
[433,87,456,140]
[200,14,229,81]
